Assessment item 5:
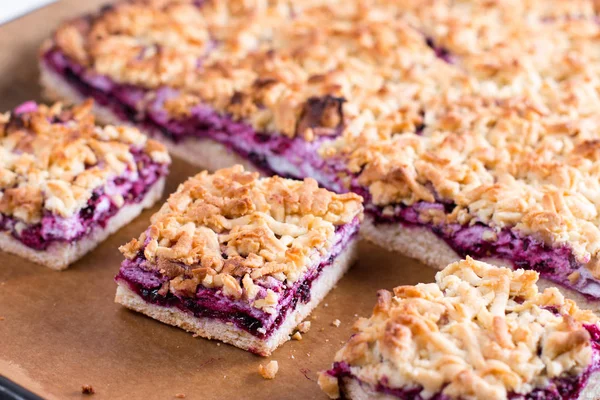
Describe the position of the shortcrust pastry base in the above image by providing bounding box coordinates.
[338,375,600,400]
[361,216,600,312]
[0,177,165,271]
[115,239,358,356]
[40,63,260,173]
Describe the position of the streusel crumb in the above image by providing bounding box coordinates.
[81,384,95,395]
[297,321,311,333]
[258,361,279,380]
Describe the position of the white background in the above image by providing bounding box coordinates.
[0,0,56,25]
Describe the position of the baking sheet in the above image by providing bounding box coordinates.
[0,1,438,398]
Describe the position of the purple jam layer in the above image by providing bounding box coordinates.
[0,149,167,250]
[357,185,600,300]
[116,217,360,339]
[42,49,346,192]
[327,324,600,400]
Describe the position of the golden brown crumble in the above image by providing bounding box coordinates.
[0,100,169,224]
[319,258,599,400]
[48,0,464,140]
[322,88,600,270]
[258,360,279,380]
[120,165,362,311]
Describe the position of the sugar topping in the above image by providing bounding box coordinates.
[119,165,362,311]
[0,100,169,224]
[320,257,599,400]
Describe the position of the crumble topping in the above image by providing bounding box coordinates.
[0,100,170,224]
[258,360,279,380]
[397,0,600,101]
[323,87,600,274]
[119,165,362,311]
[320,257,599,400]
[48,0,466,140]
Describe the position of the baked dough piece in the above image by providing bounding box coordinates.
[115,165,363,355]
[320,257,600,400]
[0,100,170,270]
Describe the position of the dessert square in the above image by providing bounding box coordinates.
[0,100,170,270]
[114,165,363,356]
[332,87,600,310]
[319,258,600,400]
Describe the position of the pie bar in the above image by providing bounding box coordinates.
[321,1,600,309]
[0,100,170,270]
[39,0,600,306]
[319,258,600,400]
[114,165,362,356]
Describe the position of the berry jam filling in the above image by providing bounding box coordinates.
[354,177,600,299]
[327,325,600,400]
[0,150,167,250]
[42,50,345,192]
[116,218,359,339]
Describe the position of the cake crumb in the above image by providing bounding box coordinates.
[217,343,221,346]
[259,361,279,380]
[332,319,341,327]
[291,355,295,359]
[292,332,303,341]
[175,394,186,399]
[81,385,95,395]
[324,303,329,307]
[297,321,311,333]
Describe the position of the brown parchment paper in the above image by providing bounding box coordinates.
[0,2,438,398]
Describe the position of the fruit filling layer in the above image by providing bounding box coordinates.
[0,150,167,250]
[116,217,359,339]
[357,181,600,300]
[42,50,345,192]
